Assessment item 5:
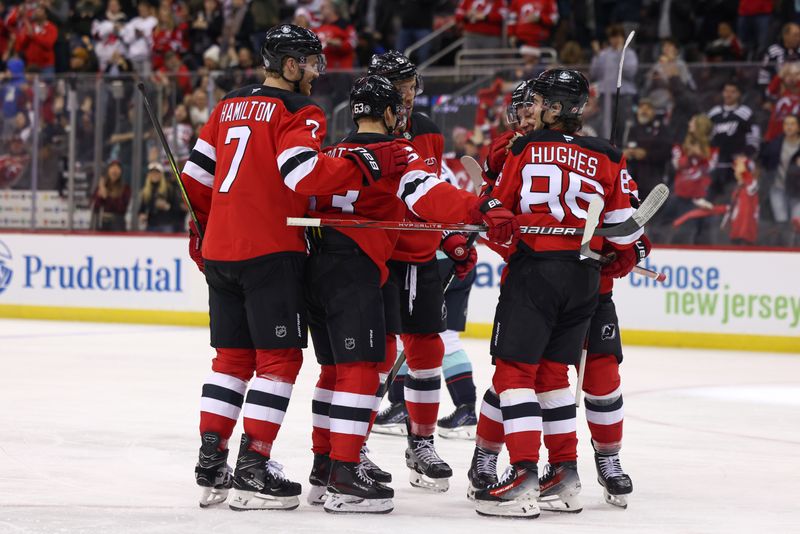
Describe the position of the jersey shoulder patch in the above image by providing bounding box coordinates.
[220,85,321,114]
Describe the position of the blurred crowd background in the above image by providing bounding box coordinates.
[0,0,799,248]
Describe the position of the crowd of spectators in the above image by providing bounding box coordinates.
[0,0,799,245]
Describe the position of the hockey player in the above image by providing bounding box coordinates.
[185,24,412,511]
[366,51,468,492]
[304,74,518,512]
[470,69,644,518]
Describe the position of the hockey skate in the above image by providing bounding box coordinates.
[195,432,233,508]
[360,445,391,483]
[405,429,452,492]
[372,402,408,436]
[467,446,498,501]
[437,403,477,440]
[324,460,394,514]
[594,446,633,509]
[228,435,301,511]
[537,461,582,513]
[307,453,331,506]
[474,462,540,519]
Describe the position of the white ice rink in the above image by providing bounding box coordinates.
[1,319,799,534]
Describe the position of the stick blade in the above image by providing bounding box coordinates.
[459,155,485,192]
[287,217,321,227]
[632,183,669,227]
[581,197,605,247]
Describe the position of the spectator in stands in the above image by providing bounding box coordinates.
[396,0,436,64]
[705,20,744,61]
[292,7,315,29]
[138,161,181,232]
[593,0,640,44]
[70,0,101,42]
[152,3,188,70]
[9,2,58,73]
[0,134,30,189]
[644,38,696,95]
[219,0,254,60]
[758,22,800,90]
[558,40,583,65]
[761,114,800,244]
[764,62,800,142]
[69,45,97,72]
[154,50,192,97]
[188,0,222,69]
[660,113,718,244]
[623,98,671,198]
[188,87,210,131]
[91,10,126,73]
[91,160,130,231]
[727,154,760,245]
[316,0,356,69]
[737,0,773,59]
[590,23,638,144]
[1,58,27,136]
[455,0,505,50]
[508,0,559,48]
[121,0,157,75]
[708,80,761,203]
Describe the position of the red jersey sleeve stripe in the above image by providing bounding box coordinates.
[193,138,216,162]
[277,146,319,191]
[397,169,439,215]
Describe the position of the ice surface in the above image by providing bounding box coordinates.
[1,319,799,533]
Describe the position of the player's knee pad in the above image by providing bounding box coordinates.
[534,358,570,393]
[401,333,444,371]
[316,364,337,391]
[583,353,621,396]
[255,348,303,383]
[211,348,256,382]
[493,358,539,394]
[336,361,379,395]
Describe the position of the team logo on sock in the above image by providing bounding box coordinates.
[344,338,356,350]
[275,325,287,338]
[601,323,617,341]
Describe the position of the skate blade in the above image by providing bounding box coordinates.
[307,485,327,506]
[467,484,478,502]
[603,490,628,509]
[475,496,540,518]
[228,489,300,511]
[437,425,477,440]
[199,486,229,508]
[323,493,394,514]
[409,470,450,493]
[538,493,583,514]
[371,424,408,436]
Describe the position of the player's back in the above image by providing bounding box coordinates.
[197,85,323,262]
[494,128,636,253]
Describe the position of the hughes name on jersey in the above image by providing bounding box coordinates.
[180,85,368,262]
[492,129,643,253]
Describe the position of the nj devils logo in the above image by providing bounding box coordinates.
[600,323,616,341]
[275,325,287,338]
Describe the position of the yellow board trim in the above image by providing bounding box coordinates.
[1,305,797,354]
[464,323,800,354]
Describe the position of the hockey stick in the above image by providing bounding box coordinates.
[376,157,487,400]
[574,198,604,408]
[288,183,670,238]
[137,82,204,238]
[609,31,635,146]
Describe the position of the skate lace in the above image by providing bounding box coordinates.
[490,465,515,488]
[598,454,624,479]
[476,449,498,476]
[414,437,445,465]
[359,445,378,469]
[540,463,556,483]
[355,461,376,484]
[265,459,289,482]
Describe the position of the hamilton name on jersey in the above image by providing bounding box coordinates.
[218,100,278,123]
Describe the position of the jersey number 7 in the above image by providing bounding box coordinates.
[219,126,252,193]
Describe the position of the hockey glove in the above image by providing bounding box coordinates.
[601,235,651,279]
[188,221,204,273]
[469,196,520,246]
[441,232,478,279]
[343,142,409,186]
[484,131,518,182]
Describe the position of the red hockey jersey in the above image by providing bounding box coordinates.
[671,145,718,200]
[455,0,506,37]
[312,132,474,282]
[508,0,559,47]
[765,75,800,141]
[729,167,759,243]
[492,129,643,253]
[391,112,449,264]
[181,84,368,262]
[315,20,357,70]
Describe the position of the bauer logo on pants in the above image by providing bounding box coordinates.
[275,325,287,338]
[601,323,617,341]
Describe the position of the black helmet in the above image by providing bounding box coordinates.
[350,75,407,133]
[367,51,423,95]
[261,24,325,75]
[507,80,533,124]
[530,69,590,120]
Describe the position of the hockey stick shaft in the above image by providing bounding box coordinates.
[609,31,635,146]
[137,82,203,239]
